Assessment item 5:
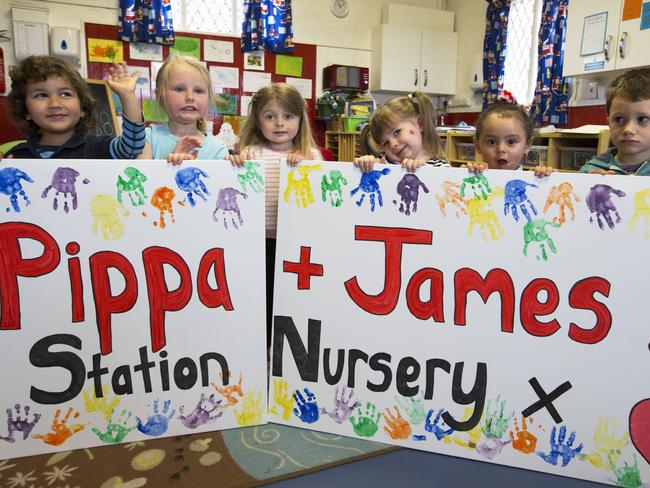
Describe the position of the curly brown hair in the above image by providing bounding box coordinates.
[8,55,96,137]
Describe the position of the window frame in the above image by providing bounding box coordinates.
[172,0,242,37]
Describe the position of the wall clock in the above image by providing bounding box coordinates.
[331,0,350,18]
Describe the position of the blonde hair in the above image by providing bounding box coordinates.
[155,54,213,132]
[237,83,318,158]
[370,91,445,160]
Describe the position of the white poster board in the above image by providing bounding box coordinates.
[271,162,650,486]
[0,159,268,459]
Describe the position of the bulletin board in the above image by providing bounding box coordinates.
[85,79,120,137]
[84,23,317,141]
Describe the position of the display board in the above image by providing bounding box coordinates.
[85,79,120,137]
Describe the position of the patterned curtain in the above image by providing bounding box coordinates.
[119,0,175,45]
[241,0,294,54]
[483,0,511,107]
[530,0,569,126]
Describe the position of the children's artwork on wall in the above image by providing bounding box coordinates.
[212,93,239,115]
[143,99,169,122]
[275,54,302,77]
[240,95,253,116]
[128,42,163,61]
[285,77,312,99]
[169,36,201,59]
[129,65,152,100]
[204,39,234,63]
[210,66,239,90]
[88,38,124,63]
[244,49,265,71]
[243,71,271,93]
[217,121,237,150]
[271,162,650,487]
[150,61,164,92]
[0,159,267,460]
[222,115,247,135]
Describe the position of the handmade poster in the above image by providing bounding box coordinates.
[150,61,164,93]
[88,38,124,63]
[243,71,272,93]
[210,66,239,90]
[142,99,168,122]
[244,50,265,71]
[271,162,650,486]
[212,93,239,115]
[240,95,253,116]
[169,36,201,59]
[204,39,234,63]
[285,77,312,99]
[128,42,163,62]
[275,55,302,77]
[129,65,152,101]
[0,159,268,459]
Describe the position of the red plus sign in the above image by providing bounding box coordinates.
[283,246,323,289]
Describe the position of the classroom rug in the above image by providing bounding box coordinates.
[0,424,397,487]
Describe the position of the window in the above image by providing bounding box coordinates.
[502,0,543,105]
[171,0,242,35]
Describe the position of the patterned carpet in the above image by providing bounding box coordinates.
[0,424,397,487]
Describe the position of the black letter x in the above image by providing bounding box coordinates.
[522,377,572,423]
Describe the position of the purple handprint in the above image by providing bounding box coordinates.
[293,388,319,423]
[213,187,248,229]
[394,173,429,216]
[424,408,455,441]
[0,167,33,212]
[586,184,626,230]
[319,387,359,424]
[175,166,210,207]
[504,179,538,222]
[537,425,583,467]
[136,399,175,436]
[476,436,511,460]
[0,404,41,443]
[178,393,223,429]
[350,168,391,212]
[41,167,85,213]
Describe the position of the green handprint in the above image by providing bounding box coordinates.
[350,402,381,438]
[91,409,136,444]
[396,393,425,425]
[609,455,642,488]
[237,161,264,193]
[482,395,514,439]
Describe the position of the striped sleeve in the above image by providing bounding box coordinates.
[109,114,146,159]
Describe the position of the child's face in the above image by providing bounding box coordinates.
[25,75,84,145]
[608,96,650,165]
[258,100,300,151]
[163,65,209,126]
[379,117,426,162]
[475,113,530,170]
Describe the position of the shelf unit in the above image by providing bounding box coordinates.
[325,131,362,162]
[443,129,611,171]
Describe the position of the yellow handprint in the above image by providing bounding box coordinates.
[283,164,322,208]
[467,187,505,241]
[268,379,294,420]
[91,194,128,240]
[583,418,630,470]
[628,187,650,239]
[234,389,263,426]
[83,384,121,420]
[452,407,483,450]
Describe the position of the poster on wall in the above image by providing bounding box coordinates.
[0,159,268,459]
[270,162,650,486]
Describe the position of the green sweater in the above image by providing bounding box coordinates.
[579,147,650,176]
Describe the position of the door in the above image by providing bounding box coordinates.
[615,3,650,70]
[370,24,421,92]
[419,29,457,95]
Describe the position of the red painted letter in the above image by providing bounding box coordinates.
[520,278,561,337]
[197,248,234,311]
[568,277,612,345]
[406,268,445,322]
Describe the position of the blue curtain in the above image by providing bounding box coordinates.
[531,0,569,126]
[482,0,511,107]
[241,0,294,53]
[119,0,175,46]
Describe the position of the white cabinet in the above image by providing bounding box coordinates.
[564,0,650,76]
[371,24,457,95]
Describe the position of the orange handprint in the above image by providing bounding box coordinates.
[383,406,412,440]
[32,408,87,446]
[211,371,244,407]
[509,415,538,454]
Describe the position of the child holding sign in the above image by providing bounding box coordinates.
[5,55,145,159]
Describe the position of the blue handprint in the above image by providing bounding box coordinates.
[293,388,319,423]
[504,179,538,222]
[350,168,390,212]
[136,399,175,436]
[586,184,626,230]
[537,425,583,467]
[0,167,33,212]
[424,408,455,441]
[175,166,210,206]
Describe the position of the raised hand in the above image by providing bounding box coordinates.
[383,406,412,440]
[136,400,175,437]
[41,167,84,213]
[106,62,138,98]
[537,425,583,467]
[237,161,264,193]
[320,387,359,424]
[424,408,454,442]
[268,379,294,420]
[211,371,244,407]
[283,164,322,208]
[0,404,41,443]
[82,384,121,421]
[175,166,210,206]
[349,168,391,212]
[509,415,538,454]
[350,402,381,438]
[234,389,264,426]
[293,388,319,423]
[396,393,425,425]
[178,393,223,429]
[503,179,538,222]
[0,167,33,212]
[32,408,87,446]
[92,409,136,444]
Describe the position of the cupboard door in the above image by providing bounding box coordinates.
[419,29,457,95]
[614,11,650,70]
[563,0,621,76]
[371,24,422,92]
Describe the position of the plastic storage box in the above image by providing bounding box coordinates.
[457,142,476,161]
[526,145,548,166]
[560,146,597,170]
[341,115,369,132]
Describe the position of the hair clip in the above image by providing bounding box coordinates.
[497,89,517,104]
[407,92,419,105]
